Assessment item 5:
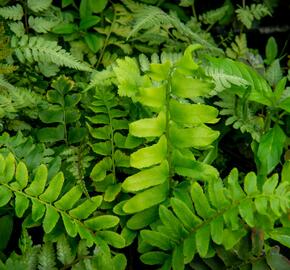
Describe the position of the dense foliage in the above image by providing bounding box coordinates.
[0,0,289,269]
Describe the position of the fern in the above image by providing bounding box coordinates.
[8,22,25,37]
[206,57,274,106]
[236,4,271,29]
[199,5,230,25]
[0,4,23,21]
[1,232,126,270]
[0,153,126,254]
[37,76,86,144]
[112,45,220,226]
[87,87,133,203]
[215,92,264,141]
[27,0,52,13]
[138,169,290,269]
[60,145,93,198]
[225,34,249,60]
[28,17,60,34]
[10,35,92,71]
[124,1,173,39]
[38,242,57,270]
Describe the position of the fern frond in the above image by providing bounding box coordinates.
[226,34,248,59]
[56,235,75,265]
[38,242,57,270]
[214,92,264,141]
[11,35,92,71]
[0,75,17,91]
[27,0,52,13]
[206,58,273,106]
[0,152,125,251]
[86,67,116,91]
[60,145,93,198]
[0,4,23,21]
[139,170,290,269]
[28,17,60,33]
[199,5,229,25]
[87,87,131,202]
[0,63,17,74]
[236,4,271,29]
[8,22,25,37]
[205,66,249,94]
[126,4,172,39]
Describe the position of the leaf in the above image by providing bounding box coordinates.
[25,164,48,196]
[244,172,258,195]
[227,168,245,200]
[159,205,185,239]
[208,57,273,106]
[265,36,278,64]
[15,161,28,190]
[176,44,201,72]
[39,172,64,203]
[140,230,172,250]
[282,161,290,183]
[172,244,184,270]
[37,125,65,143]
[129,111,166,138]
[54,186,83,210]
[79,16,101,30]
[122,183,168,214]
[69,196,103,219]
[196,224,211,257]
[191,182,215,219]
[122,161,168,192]
[84,215,119,230]
[0,186,12,207]
[238,199,255,227]
[262,174,278,194]
[27,0,52,12]
[172,72,213,99]
[171,198,201,230]
[130,135,167,169]
[266,246,290,270]
[84,33,103,53]
[90,157,112,182]
[222,228,247,250]
[170,99,219,125]
[15,193,29,217]
[170,123,219,148]
[210,216,224,245]
[31,198,46,221]
[149,62,171,81]
[140,251,169,265]
[127,206,158,230]
[91,141,111,156]
[39,107,63,123]
[3,153,15,183]
[183,233,196,263]
[61,213,77,237]
[269,228,290,248]
[43,205,60,233]
[98,231,125,248]
[138,85,166,108]
[265,59,282,86]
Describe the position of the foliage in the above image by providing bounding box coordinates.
[0,0,289,269]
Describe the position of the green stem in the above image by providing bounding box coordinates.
[105,101,116,184]
[165,69,174,187]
